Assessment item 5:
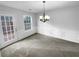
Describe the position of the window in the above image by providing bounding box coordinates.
[24,16,32,30]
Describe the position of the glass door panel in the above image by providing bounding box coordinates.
[1,16,15,42]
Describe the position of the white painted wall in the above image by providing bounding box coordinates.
[0,5,37,48]
[37,6,79,43]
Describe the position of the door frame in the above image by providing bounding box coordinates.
[0,14,17,49]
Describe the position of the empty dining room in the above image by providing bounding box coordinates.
[0,0,79,57]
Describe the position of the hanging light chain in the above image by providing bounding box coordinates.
[43,1,45,19]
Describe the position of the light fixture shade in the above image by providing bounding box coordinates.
[45,15,50,20]
[40,16,43,20]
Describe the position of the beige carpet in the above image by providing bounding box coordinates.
[1,33,79,57]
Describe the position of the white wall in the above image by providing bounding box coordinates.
[0,5,37,48]
[37,6,79,43]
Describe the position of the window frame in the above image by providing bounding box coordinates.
[23,15,32,30]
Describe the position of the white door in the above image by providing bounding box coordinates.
[0,16,16,48]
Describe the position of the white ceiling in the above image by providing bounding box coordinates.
[0,1,79,13]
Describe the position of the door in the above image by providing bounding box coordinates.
[0,16,16,43]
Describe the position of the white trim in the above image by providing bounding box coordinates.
[0,15,17,48]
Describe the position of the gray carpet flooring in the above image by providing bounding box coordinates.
[1,33,79,57]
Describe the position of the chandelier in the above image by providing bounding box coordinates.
[40,1,50,22]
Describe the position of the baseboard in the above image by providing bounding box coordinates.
[0,33,37,50]
[38,32,79,44]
